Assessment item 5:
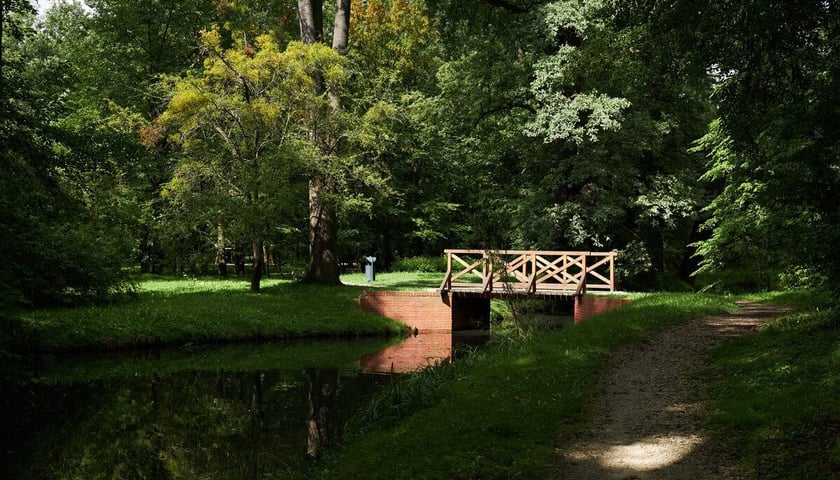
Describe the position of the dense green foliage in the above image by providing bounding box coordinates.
[4,0,839,302]
[316,293,736,479]
[389,255,448,273]
[709,299,840,478]
[1,3,134,307]
[622,1,840,289]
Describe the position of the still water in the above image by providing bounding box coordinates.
[0,333,485,479]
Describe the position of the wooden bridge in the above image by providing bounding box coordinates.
[440,249,616,297]
[360,249,624,334]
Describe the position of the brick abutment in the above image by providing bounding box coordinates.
[358,290,630,331]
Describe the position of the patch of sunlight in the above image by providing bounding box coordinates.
[772,363,795,375]
[664,402,702,414]
[139,278,287,295]
[562,348,588,361]
[513,355,536,366]
[567,434,704,471]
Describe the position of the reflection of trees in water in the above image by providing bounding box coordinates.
[10,369,349,479]
[306,368,343,458]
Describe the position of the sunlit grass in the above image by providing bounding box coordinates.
[340,271,443,290]
[737,289,831,306]
[15,276,406,352]
[137,276,290,295]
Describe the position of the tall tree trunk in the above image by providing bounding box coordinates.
[298,0,348,285]
[331,0,350,54]
[262,243,270,278]
[216,223,228,277]
[250,238,264,293]
[329,0,350,112]
[304,177,340,283]
[297,0,323,45]
[0,1,6,75]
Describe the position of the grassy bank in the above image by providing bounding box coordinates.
[709,294,840,478]
[340,271,443,290]
[32,337,401,385]
[316,293,737,480]
[9,277,406,353]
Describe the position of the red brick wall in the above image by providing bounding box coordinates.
[358,291,491,333]
[358,291,454,333]
[574,296,632,323]
[358,333,453,374]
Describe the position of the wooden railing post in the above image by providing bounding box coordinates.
[439,250,453,292]
[482,250,493,294]
[580,255,587,295]
[527,252,537,293]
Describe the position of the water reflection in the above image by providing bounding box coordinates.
[0,333,487,479]
[306,368,343,458]
[359,331,489,374]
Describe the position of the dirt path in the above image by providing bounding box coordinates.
[548,302,791,480]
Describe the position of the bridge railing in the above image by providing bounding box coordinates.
[439,249,616,295]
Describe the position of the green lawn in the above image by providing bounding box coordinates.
[12,276,407,352]
[340,271,444,290]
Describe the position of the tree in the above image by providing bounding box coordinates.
[1,0,35,72]
[155,29,347,292]
[623,1,840,289]
[521,1,713,286]
[1,2,133,306]
[339,0,448,265]
[413,1,712,288]
[296,0,349,284]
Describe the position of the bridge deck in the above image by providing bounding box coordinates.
[446,286,577,298]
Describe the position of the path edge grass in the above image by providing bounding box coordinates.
[315,293,738,480]
[707,292,840,478]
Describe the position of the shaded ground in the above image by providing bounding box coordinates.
[549,302,791,480]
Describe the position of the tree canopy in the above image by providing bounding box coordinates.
[3,0,838,302]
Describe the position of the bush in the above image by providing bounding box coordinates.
[695,268,779,293]
[654,271,695,292]
[777,266,827,290]
[390,256,448,273]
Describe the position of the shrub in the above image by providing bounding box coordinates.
[390,256,448,273]
[695,268,779,293]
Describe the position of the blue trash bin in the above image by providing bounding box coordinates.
[364,256,376,281]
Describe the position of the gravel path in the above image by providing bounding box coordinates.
[548,302,791,480]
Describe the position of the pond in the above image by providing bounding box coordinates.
[0,332,487,479]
